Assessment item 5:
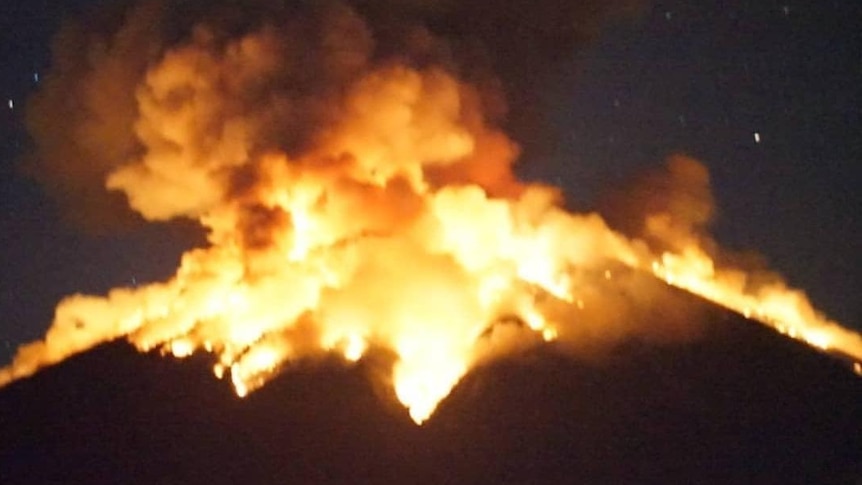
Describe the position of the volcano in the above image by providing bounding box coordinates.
[1,291,859,485]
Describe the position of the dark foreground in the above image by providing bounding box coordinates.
[1,308,860,485]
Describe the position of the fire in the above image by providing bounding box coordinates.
[2,1,860,425]
[650,247,862,359]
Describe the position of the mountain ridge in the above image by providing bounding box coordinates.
[1,297,860,485]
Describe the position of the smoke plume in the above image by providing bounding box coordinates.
[24,0,643,228]
[5,0,860,424]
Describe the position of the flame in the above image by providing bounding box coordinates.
[2,2,860,424]
[650,247,862,360]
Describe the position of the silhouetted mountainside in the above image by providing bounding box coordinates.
[1,302,860,485]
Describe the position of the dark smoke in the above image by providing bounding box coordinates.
[599,154,716,255]
[23,0,646,229]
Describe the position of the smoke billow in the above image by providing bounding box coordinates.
[600,154,715,253]
[25,0,644,228]
[6,0,860,424]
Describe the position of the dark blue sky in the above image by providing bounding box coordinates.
[525,0,861,329]
[1,0,860,364]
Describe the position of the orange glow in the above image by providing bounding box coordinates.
[2,4,860,425]
[650,247,862,360]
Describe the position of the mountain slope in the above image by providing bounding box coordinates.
[1,301,860,485]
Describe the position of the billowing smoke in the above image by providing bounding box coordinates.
[601,155,862,365]
[600,154,714,252]
[24,0,643,229]
[5,0,860,424]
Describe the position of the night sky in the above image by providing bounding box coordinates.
[1,0,860,365]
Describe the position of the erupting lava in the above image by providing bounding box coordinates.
[2,0,860,424]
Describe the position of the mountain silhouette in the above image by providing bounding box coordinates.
[1,294,860,485]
